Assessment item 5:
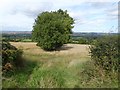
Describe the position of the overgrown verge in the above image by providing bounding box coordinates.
[79,61,118,88]
[78,35,119,88]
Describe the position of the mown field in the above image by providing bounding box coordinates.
[2,42,118,88]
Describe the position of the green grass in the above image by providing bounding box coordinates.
[2,59,38,88]
[2,50,118,88]
[2,53,89,88]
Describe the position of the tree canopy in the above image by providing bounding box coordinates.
[32,9,74,51]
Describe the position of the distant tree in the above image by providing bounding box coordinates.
[32,9,74,51]
[78,38,88,44]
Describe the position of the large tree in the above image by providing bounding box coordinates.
[32,9,74,51]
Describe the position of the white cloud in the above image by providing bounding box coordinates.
[0,0,119,32]
[1,13,34,26]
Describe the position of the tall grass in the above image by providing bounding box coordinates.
[78,61,118,88]
[2,59,38,88]
[2,53,89,88]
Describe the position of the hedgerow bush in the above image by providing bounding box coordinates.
[2,41,23,71]
[90,35,119,72]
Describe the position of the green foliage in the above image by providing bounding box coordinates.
[32,9,74,51]
[2,41,23,71]
[90,35,119,71]
[78,38,88,44]
[69,37,91,44]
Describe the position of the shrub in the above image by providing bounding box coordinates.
[2,41,23,71]
[90,35,119,72]
[78,38,88,44]
[32,9,74,51]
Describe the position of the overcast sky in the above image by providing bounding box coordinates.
[0,0,119,33]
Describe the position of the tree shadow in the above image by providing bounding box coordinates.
[2,58,39,88]
[3,58,38,76]
[56,45,73,51]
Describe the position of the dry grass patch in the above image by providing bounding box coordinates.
[10,42,90,57]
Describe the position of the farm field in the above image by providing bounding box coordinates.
[10,42,90,56]
[3,42,91,88]
[3,42,118,88]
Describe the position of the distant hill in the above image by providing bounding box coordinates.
[2,31,32,34]
[2,31,118,36]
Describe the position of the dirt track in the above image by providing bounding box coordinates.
[10,42,90,57]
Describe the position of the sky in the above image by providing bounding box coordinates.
[0,0,119,33]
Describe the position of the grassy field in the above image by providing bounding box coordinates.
[2,42,118,88]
